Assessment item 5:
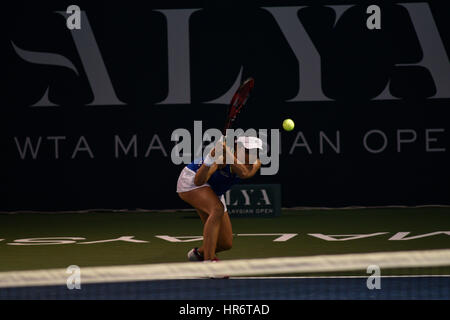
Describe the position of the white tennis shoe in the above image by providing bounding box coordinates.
[187,247,204,261]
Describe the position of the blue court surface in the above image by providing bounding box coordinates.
[1,277,449,300]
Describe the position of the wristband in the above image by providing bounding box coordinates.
[203,153,215,167]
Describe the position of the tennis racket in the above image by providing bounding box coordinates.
[223,77,255,135]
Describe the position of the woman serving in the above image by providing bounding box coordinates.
[176,136,262,262]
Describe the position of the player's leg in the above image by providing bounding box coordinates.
[178,186,224,260]
[216,211,233,252]
[196,209,232,256]
[187,209,209,261]
[216,195,233,253]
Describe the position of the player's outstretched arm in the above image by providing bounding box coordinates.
[232,160,261,179]
[240,160,261,179]
[223,145,261,179]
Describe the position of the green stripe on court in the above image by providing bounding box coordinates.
[1,207,449,272]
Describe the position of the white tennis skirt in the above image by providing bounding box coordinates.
[176,167,227,212]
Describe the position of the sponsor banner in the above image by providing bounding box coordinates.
[3,1,450,211]
[226,184,281,217]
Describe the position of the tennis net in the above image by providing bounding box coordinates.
[1,249,449,299]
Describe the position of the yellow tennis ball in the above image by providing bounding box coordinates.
[282,119,295,131]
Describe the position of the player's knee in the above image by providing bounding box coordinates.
[210,203,225,218]
[220,239,232,251]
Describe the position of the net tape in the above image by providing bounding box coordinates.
[1,249,449,288]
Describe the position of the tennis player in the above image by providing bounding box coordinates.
[176,136,262,262]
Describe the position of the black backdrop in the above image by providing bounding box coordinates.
[3,0,450,211]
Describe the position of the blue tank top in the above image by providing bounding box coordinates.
[187,159,240,196]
